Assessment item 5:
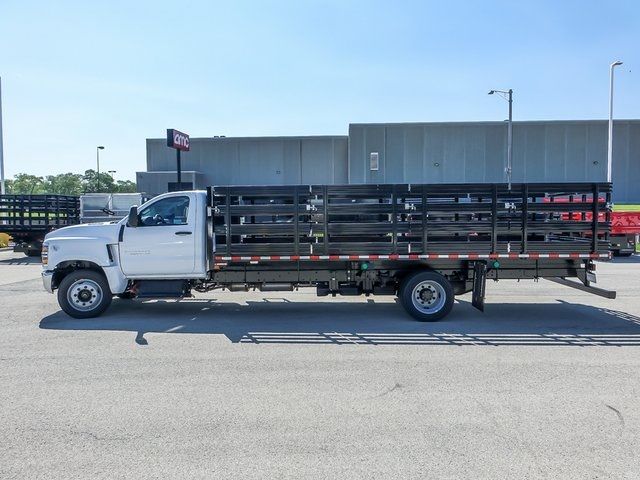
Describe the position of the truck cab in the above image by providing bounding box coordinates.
[42,191,208,317]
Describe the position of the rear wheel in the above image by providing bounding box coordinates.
[57,270,112,318]
[399,271,454,321]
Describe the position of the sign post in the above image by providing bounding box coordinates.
[166,128,190,190]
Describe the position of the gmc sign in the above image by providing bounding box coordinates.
[167,129,190,151]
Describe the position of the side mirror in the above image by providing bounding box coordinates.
[127,206,139,227]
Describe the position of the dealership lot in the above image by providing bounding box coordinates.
[1,249,640,479]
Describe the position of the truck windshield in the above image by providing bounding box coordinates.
[139,196,190,226]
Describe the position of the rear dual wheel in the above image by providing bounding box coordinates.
[399,271,454,322]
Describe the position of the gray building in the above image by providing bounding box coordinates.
[139,119,640,203]
[138,135,348,194]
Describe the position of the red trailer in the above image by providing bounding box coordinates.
[610,212,640,255]
[549,196,639,256]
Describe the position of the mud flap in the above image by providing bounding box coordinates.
[472,262,487,312]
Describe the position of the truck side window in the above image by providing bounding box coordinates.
[139,196,190,226]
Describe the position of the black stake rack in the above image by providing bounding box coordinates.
[209,182,612,257]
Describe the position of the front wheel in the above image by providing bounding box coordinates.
[57,270,112,318]
[399,271,454,321]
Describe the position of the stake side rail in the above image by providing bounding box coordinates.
[207,182,612,262]
[0,194,80,233]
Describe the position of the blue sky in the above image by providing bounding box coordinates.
[0,0,638,181]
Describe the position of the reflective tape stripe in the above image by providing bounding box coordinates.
[214,252,610,263]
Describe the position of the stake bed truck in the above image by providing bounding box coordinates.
[1,194,80,256]
[41,182,616,320]
[1,193,146,256]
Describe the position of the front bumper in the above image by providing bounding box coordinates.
[42,271,54,293]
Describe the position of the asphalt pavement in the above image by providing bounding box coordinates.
[1,250,639,479]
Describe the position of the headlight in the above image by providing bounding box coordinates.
[41,244,48,266]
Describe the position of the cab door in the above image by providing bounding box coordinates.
[119,193,196,277]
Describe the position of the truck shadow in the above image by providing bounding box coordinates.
[39,297,640,347]
[0,256,41,265]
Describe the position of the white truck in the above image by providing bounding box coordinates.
[41,183,616,321]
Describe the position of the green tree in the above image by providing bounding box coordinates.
[82,169,117,193]
[3,171,137,195]
[7,173,45,194]
[114,180,137,193]
[43,173,83,195]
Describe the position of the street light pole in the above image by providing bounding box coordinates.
[608,61,623,183]
[96,146,104,192]
[506,88,513,191]
[488,88,514,190]
[0,77,5,195]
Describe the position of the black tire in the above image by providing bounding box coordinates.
[25,249,41,257]
[57,269,112,319]
[399,270,454,322]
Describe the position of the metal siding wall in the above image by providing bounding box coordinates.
[423,127,444,183]
[626,123,640,203]
[333,138,349,183]
[202,142,239,185]
[384,127,404,183]
[524,125,547,182]
[142,121,639,202]
[612,123,630,202]
[464,126,486,183]
[443,126,465,182]
[282,140,301,184]
[145,136,348,189]
[347,127,365,183]
[236,141,283,185]
[545,125,565,181]
[586,124,607,182]
[146,139,174,172]
[348,121,640,202]
[403,126,423,182]
[565,124,588,182]
[136,171,203,196]
[301,138,333,184]
[484,125,506,182]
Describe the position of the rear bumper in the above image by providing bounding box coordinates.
[42,271,54,293]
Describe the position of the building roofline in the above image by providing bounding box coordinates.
[137,170,202,174]
[147,135,348,142]
[147,120,640,143]
[348,119,640,127]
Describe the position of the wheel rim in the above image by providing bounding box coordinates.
[67,279,103,312]
[411,280,446,314]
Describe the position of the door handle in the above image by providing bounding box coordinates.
[175,231,192,236]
